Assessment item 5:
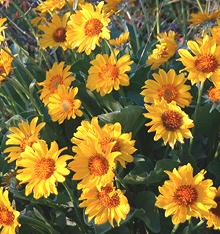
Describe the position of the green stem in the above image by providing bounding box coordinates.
[171,224,179,234]
[181,0,187,38]
[189,82,205,155]
[214,142,220,158]
[196,0,204,13]
[191,220,205,231]
[139,0,149,34]
[104,39,117,61]
[156,0,160,34]
[63,182,88,234]
[126,11,140,51]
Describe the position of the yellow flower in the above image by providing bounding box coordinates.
[109,32,129,47]
[79,183,130,226]
[87,51,133,96]
[156,163,216,225]
[0,48,13,82]
[69,137,120,190]
[190,11,220,26]
[72,117,136,167]
[144,99,193,149]
[66,2,111,55]
[16,140,72,199]
[205,187,220,230]
[4,117,45,163]
[36,0,80,13]
[0,17,7,43]
[0,187,20,234]
[39,13,70,50]
[211,20,220,45]
[147,31,177,70]
[48,85,83,124]
[178,35,220,85]
[208,86,220,102]
[141,69,192,108]
[103,0,123,14]
[38,62,75,105]
[31,14,47,28]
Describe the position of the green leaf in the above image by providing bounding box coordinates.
[99,105,145,135]
[208,158,220,183]
[134,191,161,233]
[123,159,179,185]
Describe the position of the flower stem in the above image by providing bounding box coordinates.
[189,81,205,155]
[171,224,179,234]
[63,182,88,234]
[196,0,204,13]
[156,0,160,34]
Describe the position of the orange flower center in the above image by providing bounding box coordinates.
[99,64,119,80]
[100,137,121,152]
[49,75,63,92]
[34,158,55,179]
[53,27,66,42]
[208,87,220,102]
[161,110,182,131]
[88,155,109,176]
[112,141,121,152]
[98,185,120,208]
[210,196,220,217]
[84,19,103,36]
[20,135,33,151]
[174,185,198,206]
[158,44,169,58]
[0,207,14,226]
[62,99,72,112]
[158,85,178,103]
[0,65,6,74]
[195,54,218,73]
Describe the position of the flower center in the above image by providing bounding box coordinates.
[174,185,198,206]
[157,44,169,58]
[49,75,63,92]
[158,85,178,103]
[0,207,15,226]
[88,155,109,176]
[210,196,220,217]
[99,64,119,80]
[34,158,55,179]
[208,87,220,102]
[20,135,33,151]
[0,65,6,74]
[161,110,182,131]
[53,27,66,42]
[98,185,120,208]
[195,54,218,73]
[84,18,103,36]
[112,141,121,152]
[62,99,72,112]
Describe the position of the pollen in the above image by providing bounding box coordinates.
[99,64,119,81]
[210,196,220,217]
[161,110,182,131]
[208,87,220,102]
[195,54,218,73]
[158,85,178,103]
[62,99,72,112]
[0,207,15,226]
[174,185,198,206]
[88,155,109,176]
[84,19,103,36]
[49,75,63,92]
[34,158,55,179]
[98,185,120,208]
[53,27,66,42]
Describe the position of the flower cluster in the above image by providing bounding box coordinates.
[69,117,136,225]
